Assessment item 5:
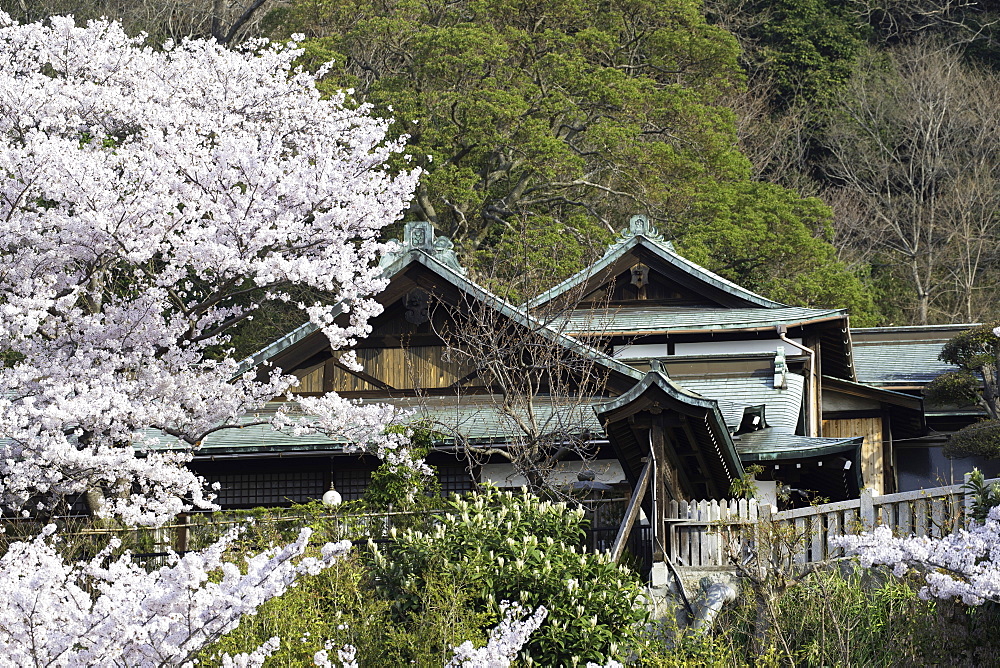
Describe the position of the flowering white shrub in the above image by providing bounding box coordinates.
[833,506,1000,605]
[0,12,420,524]
[372,489,645,665]
[446,603,548,668]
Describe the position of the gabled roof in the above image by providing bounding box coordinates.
[596,369,744,499]
[237,221,642,387]
[524,216,854,378]
[529,215,785,310]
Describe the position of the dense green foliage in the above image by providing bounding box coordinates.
[261,0,879,316]
[370,487,648,665]
[926,370,984,412]
[708,0,866,108]
[674,181,878,322]
[928,323,1000,459]
[194,505,1000,667]
[13,0,1000,325]
[273,0,748,247]
[944,420,1000,460]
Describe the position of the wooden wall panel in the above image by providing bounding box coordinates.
[327,346,481,392]
[294,362,325,393]
[822,417,883,494]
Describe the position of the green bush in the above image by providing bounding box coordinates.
[196,553,393,667]
[173,501,1000,666]
[370,487,649,666]
[945,420,1000,460]
[652,566,996,668]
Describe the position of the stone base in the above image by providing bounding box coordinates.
[645,562,741,630]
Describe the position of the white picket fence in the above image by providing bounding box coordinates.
[666,474,996,568]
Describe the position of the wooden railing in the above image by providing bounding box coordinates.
[666,474,996,569]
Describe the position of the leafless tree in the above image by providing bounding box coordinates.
[421,244,624,499]
[822,39,1000,324]
[848,0,999,46]
[721,80,823,194]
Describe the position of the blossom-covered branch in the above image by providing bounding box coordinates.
[833,506,1000,605]
[0,526,350,666]
[446,603,548,668]
[0,13,419,522]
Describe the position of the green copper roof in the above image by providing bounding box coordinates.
[851,340,958,386]
[389,395,606,443]
[528,215,784,310]
[595,369,721,415]
[679,374,804,434]
[735,430,861,460]
[555,305,845,335]
[143,396,608,456]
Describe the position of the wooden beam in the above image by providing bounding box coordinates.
[329,357,396,392]
[679,414,720,498]
[611,458,651,563]
[322,358,335,393]
[650,419,669,562]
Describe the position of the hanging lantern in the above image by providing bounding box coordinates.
[322,483,342,507]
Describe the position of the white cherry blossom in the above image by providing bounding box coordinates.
[0,12,419,523]
[0,12,420,666]
[0,525,350,667]
[446,603,548,668]
[833,506,1000,605]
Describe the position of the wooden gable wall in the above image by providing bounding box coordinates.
[290,298,486,395]
[581,264,712,307]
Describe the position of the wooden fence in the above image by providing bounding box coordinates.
[20,508,449,569]
[666,474,996,569]
[37,502,638,569]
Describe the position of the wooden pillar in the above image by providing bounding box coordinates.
[812,339,822,436]
[882,411,897,494]
[650,414,669,562]
[323,357,335,393]
[174,513,190,553]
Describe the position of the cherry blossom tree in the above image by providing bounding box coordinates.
[0,13,421,524]
[0,12,423,665]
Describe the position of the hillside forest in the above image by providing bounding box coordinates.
[7,0,1000,331]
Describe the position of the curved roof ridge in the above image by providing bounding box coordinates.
[527,214,785,310]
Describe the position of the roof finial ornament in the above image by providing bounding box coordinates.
[380,221,467,275]
[606,214,674,254]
